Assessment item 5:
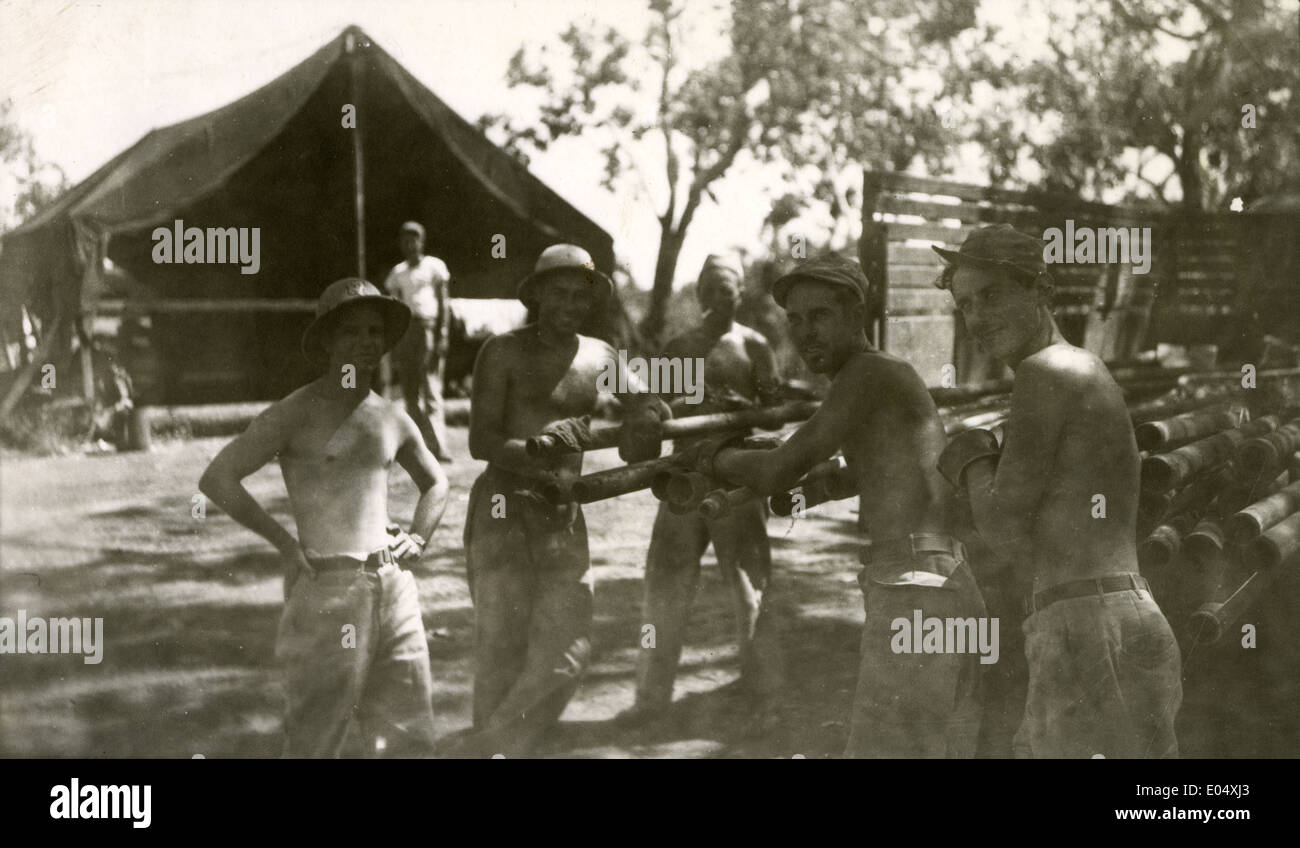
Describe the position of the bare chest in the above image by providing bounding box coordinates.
[286,403,397,471]
[506,346,602,425]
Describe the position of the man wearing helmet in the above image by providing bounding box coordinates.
[461,243,667,756]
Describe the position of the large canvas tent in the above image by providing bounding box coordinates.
[0,25,618,404]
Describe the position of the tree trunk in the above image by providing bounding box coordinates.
[1177,130,1206,212]
[640,225,686,347]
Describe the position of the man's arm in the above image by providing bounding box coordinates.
[607,340,672,462]
[199,402,299,554]
[745,329,782,406]
[393,411,449,558]
[434,260,451,355]
[468,334,540,472]
[713,355,870,494]
[382,265,400,298]
[198,401,313,594]
[963,357,1064,563]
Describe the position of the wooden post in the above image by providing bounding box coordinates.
[346,31,367,281]
[859,169,887,351]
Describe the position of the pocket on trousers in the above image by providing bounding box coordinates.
[1120,613,1180,671]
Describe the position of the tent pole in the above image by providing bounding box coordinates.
[347,31,367,281]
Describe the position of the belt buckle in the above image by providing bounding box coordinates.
[368,548,394,572]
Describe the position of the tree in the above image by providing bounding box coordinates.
[0,99,69,233]
[950,0,1299,210]
[481,0,978,343]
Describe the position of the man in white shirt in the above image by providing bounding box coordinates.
[384,221,453,461]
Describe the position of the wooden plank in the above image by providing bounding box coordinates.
[879,220,972,245]
[879,197,982,223]
[879,172,1033,205]
[874,172,1159,220]
[888,265,946,288]
[888,243,951,266]
[886,287,953,316]
[883,313,954,387]
[104,299,318,314]
[0,313,63,422]
[880,197,1045,227]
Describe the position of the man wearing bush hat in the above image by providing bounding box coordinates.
[201,276,449,757]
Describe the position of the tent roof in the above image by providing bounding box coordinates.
[1,24,614,309]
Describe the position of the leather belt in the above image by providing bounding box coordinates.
[309,547,395,574]
[1024,573,1149,616]
[860,533,967,573]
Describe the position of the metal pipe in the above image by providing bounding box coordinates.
[1189,570,1275,645]
[1211,470,1288,520]
[1224,478,1300,544]
[1134,405,1245,452]
[698,487,757,520]
[525,401,819,458]
[769,460,857,517]
[1129,390,1240,425]
[1245,509,1300,570]
[1236,419,1300,477]
[1137,490,1172,538]
[1183,519,1225,569]
[1140,416,1279,493]
[1138,513,1197,569]
[541,455,683,504]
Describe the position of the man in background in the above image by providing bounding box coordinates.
[384,220,453,462]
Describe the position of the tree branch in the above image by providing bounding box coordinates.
[1109,0,1209,41]
[657,9,679,230]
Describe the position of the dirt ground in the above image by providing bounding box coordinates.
[0,423,871,758]
[6,419,1299,758]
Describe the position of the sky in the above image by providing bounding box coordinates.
[0,0,1126,289]
[2,0,756,287]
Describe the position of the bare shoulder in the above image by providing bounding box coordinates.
[1018,343,1114,392]
[841,350,928,395]
[479,326,531,362]
[377,393,422,438]
[581,333,616,357]
[264,384,319,426]
[372,391,408,420]
[665,328,703,352]
[737,322,773,349]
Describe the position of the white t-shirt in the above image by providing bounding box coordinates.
[384,255,449,321]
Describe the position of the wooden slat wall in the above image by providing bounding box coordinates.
[859,170,1206,385]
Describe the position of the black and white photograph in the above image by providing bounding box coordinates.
[0,0,1297,798]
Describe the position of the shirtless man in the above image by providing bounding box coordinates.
[934,224,1181,758]
[616,254,785,728]
[462,243,665,756]
[199,277,449,757]
[709,253,987,757]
